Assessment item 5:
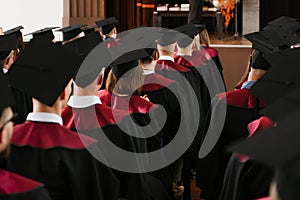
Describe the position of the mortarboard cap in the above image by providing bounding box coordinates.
[193,24,206,32]
[64,33,103,88]
[0,34,17,61]
[0,70,14,112]
[157,28,180,46]
[263,16,300,34]
[57,24,86,42]
[111,49,148,79]
[250,48,300,104]
[82,25,97,36]
[95,17,118,35]
[7,39,82,107]
[229,110,300,199]
[25,27,59,42]
[3,26,24,38]
[244,30,300,54]
[260,86,300,121]
[250,50,271,70]
[175,23,200,48]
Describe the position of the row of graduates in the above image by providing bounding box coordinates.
[0,18,226,200]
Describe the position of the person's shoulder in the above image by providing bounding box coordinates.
[216,89,254,108]
[12,121,97,149]
[143,73,175,92]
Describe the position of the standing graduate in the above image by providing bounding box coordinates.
[6,40,119,200]
[0,33,32,125]
[0,69,52,200]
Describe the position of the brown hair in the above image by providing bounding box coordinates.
[194,29,211,49]
[106,67,144,96]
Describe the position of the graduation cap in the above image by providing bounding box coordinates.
[57,24,86,42]
[64,33,103,88]
[157,28,180,47]
[82,25,97,36]
[263,16,300,34]
[7,39,82,107]
[25,27,59,42]
[249,50,271,70]
[95,17,118,35]
[229,111,300,200]
[193,24,206,32]
[111,49,148,79]
[174,23,200,48]
[260,86,300,121]
[0,34,17,61]
[250,48,300,104]
[244,30,300,54]
[0,70,14,112]
[3,26,24,38]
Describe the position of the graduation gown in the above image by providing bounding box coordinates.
[10,87,32,125]
[62,100,171,200]
[7,120,119,200]
[0,169,52,200]
[196,88,266,200]
[202,47,225,83]
[219,116,274,200]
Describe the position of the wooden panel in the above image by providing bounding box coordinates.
[92,0,98,17]
[71,0,77,17]
[78,0,84,17]
[85,0,92,17]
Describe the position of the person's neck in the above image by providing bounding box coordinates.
[73,85,98,96]
[177,47,193,56]
[158,50,174,57]
[32,99,61,116]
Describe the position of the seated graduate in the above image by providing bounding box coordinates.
[95,17,118,43]
[197,29,300,200]
[0,69,52,200]
[230,107,300,200]
[57,24,86,45]
[6,39,119,200]
[3,26,25,58]
[62,38,170,200]
[25,27,58,43]
[0,33,32,125]
[193,24,225,82]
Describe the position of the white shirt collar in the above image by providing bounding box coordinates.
[27,112,63,125]
[2,68,8,74]
[158,55,175,62]
[143,69,155,75]
[141,61,156,75]
[67,96,102,108]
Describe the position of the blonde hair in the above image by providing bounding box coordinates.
[194,29,211,50]
[106,67,144,96]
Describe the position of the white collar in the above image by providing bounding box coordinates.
[2,68,8,74]
[158,55,175,62]
[143,69,155,75]
[27,112,63,125]
[141,61,156,75]
[67,96,102,108]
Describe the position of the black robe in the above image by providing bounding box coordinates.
[62,102,171,200]
[7,121,119,200]
[219,116,274,200]
[196,88,266,200]
[0,169,52,200]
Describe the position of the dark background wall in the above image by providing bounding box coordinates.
[260,0,300,29]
